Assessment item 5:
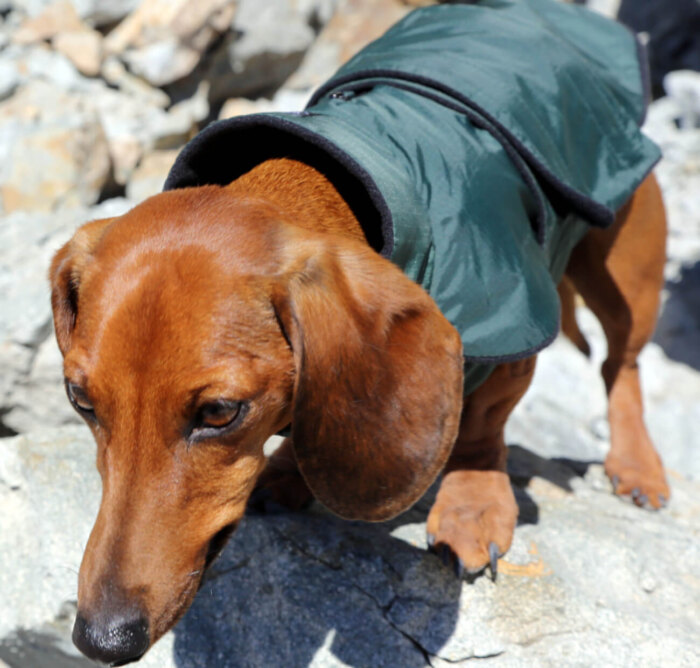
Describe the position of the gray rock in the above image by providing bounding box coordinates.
[71,0,141,28]
[212,0,314,100]
[0,61,20,101]
[654,263,700,371]
[582,0,620,18]
[0,39,204,185]
[100,55,170,109]
[0,80,111,214]
[87,78,208,184]
[11,0,141,28]
[121,37,200,88]
[509,306,700,481]
[103,0,238,88]
[664,70,700,130]
[125,148,179,202]
[0,198,135,433]
[52,28,103,78]
[20,45,90,91]
[11,0,86,45]
[2,337,80,434]
[642,91,700,378]
[0,43,101,96]
[168,0,337,107]
[643,94,700,279]
[0,425,698,667]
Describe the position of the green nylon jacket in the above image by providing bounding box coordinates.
[165,0,661,394]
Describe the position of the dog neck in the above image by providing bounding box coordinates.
[226,158,367,244]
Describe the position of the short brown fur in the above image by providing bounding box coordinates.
[50,158,669,659]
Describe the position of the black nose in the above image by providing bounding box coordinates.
[73,611,150,665]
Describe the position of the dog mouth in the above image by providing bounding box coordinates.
[149,522,240,642]
[202,521,239,575]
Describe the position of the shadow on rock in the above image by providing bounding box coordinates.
[654,261,700,370]
[507,444,599,526]
[172,497,461,668]
[0,629,93,668]
[171,445,606,667]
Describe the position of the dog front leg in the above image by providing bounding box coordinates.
[427,357,535,578]
[248,438,314,513]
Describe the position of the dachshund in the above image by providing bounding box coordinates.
[49,4,670,664]
[50,160,668,664]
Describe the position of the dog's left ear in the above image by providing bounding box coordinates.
[273,236,464,521]
[49,218,115,355]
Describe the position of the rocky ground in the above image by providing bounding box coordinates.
[0,0,699,666]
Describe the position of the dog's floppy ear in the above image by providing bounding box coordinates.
[49,218,114,355]
[273,237,464,521]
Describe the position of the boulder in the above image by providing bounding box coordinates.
[643,86,700,280]
[52,28,103,77]
[72,0,141,27]
[0,61,20,101]
[166,0,339,108]
[664,70,700,129]
[580,0,620,19]
[0,81,111,214]
[11,0,84,45]
[2,43,94,95]
[218,89,311,120]
[11,0,141,28]
[103,0,238,87]
[287,0,410,91]
[0,38,205,193]
[126,148,179,202]
[0,198,135,434]
[0,420,698,667]
[81,77,207,184]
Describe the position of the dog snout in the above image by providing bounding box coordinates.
[73,608,150,666]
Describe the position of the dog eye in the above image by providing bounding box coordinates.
[190,400,244,440]
[65,381,94,414]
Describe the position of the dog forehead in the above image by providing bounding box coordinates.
[97,187,289,273]
[75,263,278,388]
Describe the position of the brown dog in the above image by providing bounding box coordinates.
[50,157,668,664]
[49,2,671,662]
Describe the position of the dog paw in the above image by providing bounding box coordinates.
[426,470,518,580]
[248,439,314,514]
[606,455,670,509]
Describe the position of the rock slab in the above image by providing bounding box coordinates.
[0,424,698,667]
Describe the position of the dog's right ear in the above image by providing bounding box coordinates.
[271,232,464,522]
[49,218,114,356]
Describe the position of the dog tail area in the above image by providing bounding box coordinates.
[558,276,591,358]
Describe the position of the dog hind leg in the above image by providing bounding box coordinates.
[426,356,536,577]
[564,173,669,508]
[558,275,591,357]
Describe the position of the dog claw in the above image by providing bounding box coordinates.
[658,494,667,507]
[611,475,620,492]
[488,542,499,581]
[454,557,464,579]
[426,532,436,551]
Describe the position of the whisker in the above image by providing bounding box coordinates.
[55,564,80,575]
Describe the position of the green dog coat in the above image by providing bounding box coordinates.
[165,0,661,394]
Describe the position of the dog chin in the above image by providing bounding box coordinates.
[148,522,239,649]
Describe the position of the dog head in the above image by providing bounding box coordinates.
[50,186,463,664]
